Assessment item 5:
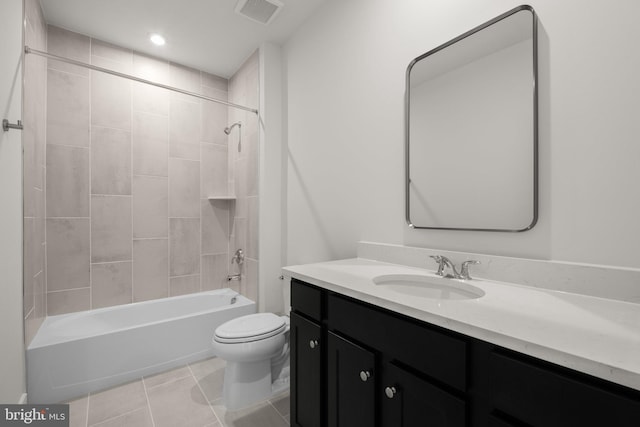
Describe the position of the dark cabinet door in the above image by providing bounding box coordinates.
[487,414,519,427]
[291,312,322,427]
[381,363,466,427]
[327,332,376,427]
[490,351,640,427]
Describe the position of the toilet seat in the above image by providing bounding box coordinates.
[214,313,286,344]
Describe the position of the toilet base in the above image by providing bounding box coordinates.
[272,366,290,396]
[223,360,272,411]
[223,361,290,412]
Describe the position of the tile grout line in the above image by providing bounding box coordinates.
[169,273,201,279]
[141,377,157,427]
[90,260,132,266]
[142,370,192,391]
[266,400,290,426]
[199,76,204,294]
[84,393,90,427]
[89,123,133,133]
[86,402,147,427]
[47,65,89,80]
[47,286,91,294]
[132,237,169,241]
[132,109,168,119]
[131,173,169,179]
[167,91,171,298]
[44,20,49,319]
[199,131,203,293]
[130,52,134,306]
[268,389,291,425]
[46,142,91,150]
[88,34,93,311]
[45,217,90,220]
[187,363,223,426]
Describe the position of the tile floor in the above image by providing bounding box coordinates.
[66,357,290,427]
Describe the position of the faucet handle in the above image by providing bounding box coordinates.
[460,260,480,280]
[429,255,445,276]
[232,249,245,265]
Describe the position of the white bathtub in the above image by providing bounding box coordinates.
[27,288,255,403]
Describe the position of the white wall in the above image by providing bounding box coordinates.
[0,0,26,403]
[283,0,640,269]
[258,43,285,313]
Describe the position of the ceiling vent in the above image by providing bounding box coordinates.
[235,0,283,25]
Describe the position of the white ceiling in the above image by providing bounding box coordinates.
[39,0,326,78]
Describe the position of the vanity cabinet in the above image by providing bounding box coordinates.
[290,278,640,427]
[292,278,466,427]
[291,312,322,427]
[290,278,324,427]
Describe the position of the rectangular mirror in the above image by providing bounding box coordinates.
[406,5,538,232]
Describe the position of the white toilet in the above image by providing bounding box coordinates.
[212,308,290,411]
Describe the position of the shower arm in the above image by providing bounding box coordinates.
[224,122,242,135]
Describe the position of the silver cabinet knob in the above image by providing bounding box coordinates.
[385,386,397,399]
[359,370,371,382]
[309,339,319,349]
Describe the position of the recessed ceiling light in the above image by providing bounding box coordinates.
[150,33,166,46]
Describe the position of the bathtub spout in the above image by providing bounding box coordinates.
[227,274,241,281]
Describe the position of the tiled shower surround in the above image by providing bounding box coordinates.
[23,6,259,342]
[23,0,48,346]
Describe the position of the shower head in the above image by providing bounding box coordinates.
[224,122,242,135]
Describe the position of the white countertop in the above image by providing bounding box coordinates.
[283,258,640,391]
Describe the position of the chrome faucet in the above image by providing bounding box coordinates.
[459,260,480,280]
[429,255,445,276]
[441,256,461,279]
[231,249,244,265]
[430,255,458,277]
[430,256,480,280]
[227,249,244,282]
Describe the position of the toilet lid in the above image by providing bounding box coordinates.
[214,313,286,343]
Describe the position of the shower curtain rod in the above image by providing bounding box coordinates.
[24,45,259,115]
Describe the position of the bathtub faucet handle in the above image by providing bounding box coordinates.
[232,249,244,265]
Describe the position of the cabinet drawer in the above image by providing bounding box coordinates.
[291,279,323,321]
[328,293,467,391]
[490,351,640,427]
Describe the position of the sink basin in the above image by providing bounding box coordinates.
[373,274,485,300]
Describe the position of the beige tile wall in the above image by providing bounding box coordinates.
[24,0,48,346]
[41,26,255,315]
[228,52,260,302]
